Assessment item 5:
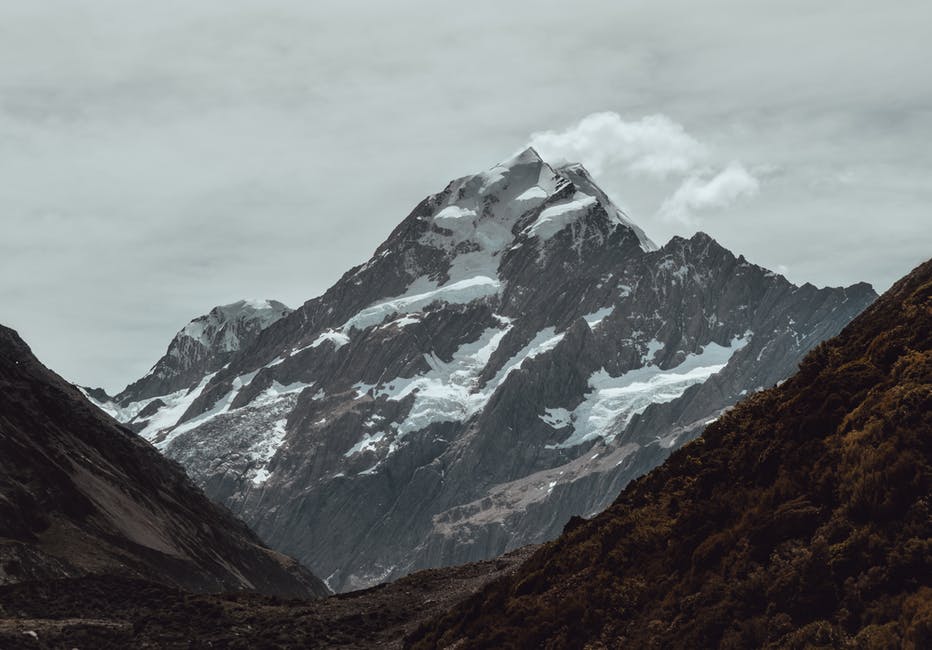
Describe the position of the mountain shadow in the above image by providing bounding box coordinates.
[0,324,328,598]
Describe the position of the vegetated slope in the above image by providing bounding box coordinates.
[0,324,328,598]
[88,148,876,592]
[410,259,931,649]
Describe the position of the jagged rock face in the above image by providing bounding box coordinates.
[0,324,328,598]
[97,148,876,592]
[83,299,290,429]
[409,259,932,650]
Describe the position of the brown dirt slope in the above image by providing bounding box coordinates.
[0,324,327,598]
[409,259,932,649]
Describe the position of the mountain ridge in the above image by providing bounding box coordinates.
[0,261,920,649]
[84,151,877,591]
[409,258,931,649]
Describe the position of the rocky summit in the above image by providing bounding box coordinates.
[89,148,877,592]
[84,298,292,423]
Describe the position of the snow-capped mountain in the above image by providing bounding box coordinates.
[90,148,876,592]
[84,299,291,431]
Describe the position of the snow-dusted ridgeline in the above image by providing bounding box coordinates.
[86,148,876,593]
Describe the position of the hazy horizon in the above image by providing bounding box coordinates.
[2,1,929,392]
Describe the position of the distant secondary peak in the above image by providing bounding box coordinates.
[180,299,291,347]
[115,298,293,404]
[210,299,291,322]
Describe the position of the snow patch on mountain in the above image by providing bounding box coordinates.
[642,339,665,365]
[488,327,566,390]
[554,335,750,449]
[434,205,477,225]
[181,320,209,345]
[342,321,579,465]
[343,276,501,332]
[294,329,350,353]
[376,320,513,436]
[344,430,387,458]
[250,418,287,486]
[252,380,313,407]
[478,148,553,194]
[385,314,422,329]
[524,194,598,240]
[583,306,614,329]
[417,153,563,291]
[540,407,572,429]
[138,371,220,442]
[158,388,306,489]
[156,369,260,448]
[514,185,549,204]
[79,388,146,422]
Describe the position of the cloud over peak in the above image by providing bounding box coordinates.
[528,111,762,225]
[660,162,761,224]
[528,112,706,177]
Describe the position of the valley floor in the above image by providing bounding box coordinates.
[0,545,536,649]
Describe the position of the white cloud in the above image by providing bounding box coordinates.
[528,112,707,177]
[659,162,760,223]
[528,112,762,227]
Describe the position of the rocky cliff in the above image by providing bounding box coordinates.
[410,259,931,649]
[92,148,876,591]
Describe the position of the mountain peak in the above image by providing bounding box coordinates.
[80,146,877,595]
[105,299,292,408]
[499,145,544,168]
[189,299,291,344]
[425,150,655,259]
[342,151,660,330]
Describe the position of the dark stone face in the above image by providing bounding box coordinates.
[0,324,328,598]
[408,259,932,650]
[93,149,877,592]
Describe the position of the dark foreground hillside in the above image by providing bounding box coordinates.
[410,259,931,649]
[0,324,327,598]
[0,546,535,649]
[0,257,926,648]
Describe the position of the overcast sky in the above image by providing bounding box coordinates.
[2,1,930,392]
